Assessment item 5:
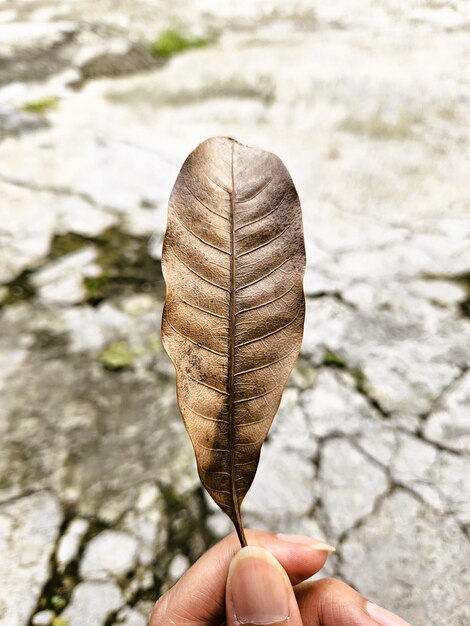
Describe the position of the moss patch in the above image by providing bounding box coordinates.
[50,228,165,305]
[100,340,138,370]
[82,275,109,295]
[0,270,36,309]
[31,513,111,624]
[351,368,366,389]
[323,351,348,368]
[87,228,164,304]
[50,596,67,612]
[99,337,163,371]
[155,485,216,592]
[1,225,165,312]
[150,29,210,58]
[49,233,89,260]
[22,96,59,115]
[36,589,69,620]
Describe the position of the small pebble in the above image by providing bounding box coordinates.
[32,610,55,626]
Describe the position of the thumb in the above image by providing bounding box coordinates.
[226,546,303,626]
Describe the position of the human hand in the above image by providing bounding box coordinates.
[150,529,412,626]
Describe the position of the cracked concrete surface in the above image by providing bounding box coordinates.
[0,1,469,625]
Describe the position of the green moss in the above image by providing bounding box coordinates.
[91,228,164,303]
[22,96,59,115]
[50,596,67,611]
[0,232,88,311]
[52,618,70,626]
[0,271,36,309]
[323,351,348,368]
[95,228,147,276]
[150,29,210,58]
[157,485,216,566]
[1,228,163,312]
[50,228,164,305]
[28,507,90,621]
[83,275,109,296]
[351,368,366,388]
[50,233,90,260]
[349,368,376,396]
[100,340,138,370]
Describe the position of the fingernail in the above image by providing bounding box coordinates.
[276,533,336,552]
[366,602,412,626]
[228,546,290,625]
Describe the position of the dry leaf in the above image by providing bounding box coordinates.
[161,137,306,546]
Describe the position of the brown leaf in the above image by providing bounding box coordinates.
[161,137,306,546]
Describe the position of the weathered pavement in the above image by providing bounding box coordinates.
[1,1,469,625]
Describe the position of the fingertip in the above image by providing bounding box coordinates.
[226,545,302,626]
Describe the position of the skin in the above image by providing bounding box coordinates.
[149,529,406,626]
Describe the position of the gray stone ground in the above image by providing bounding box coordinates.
[1,1,469,625]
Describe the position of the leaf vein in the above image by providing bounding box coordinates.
[237,225,290,258]
[186,186,230,221]
[179,401,228,423]
[175,294,229,320]
[236,260,291,292]
[235,432,270,446]
[234,346,299,376]
[195,442,229,453]
[174,253,230,292]
[234,382,284,403]
[174,215,230,255]
[204,172,230,194]
[235,187,289,230]
[187,373,229,395]
[235,308,302,348]
[236,283,295,314]
[165,319,225,356]
[236,178,272,204]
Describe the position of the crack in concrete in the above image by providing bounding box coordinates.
[0,171,122,218]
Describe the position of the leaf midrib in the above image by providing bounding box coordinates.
[227,140,247,547]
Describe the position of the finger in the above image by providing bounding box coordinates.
[150,529,334,626]
[226,546,304,626]
[295,578,412,626]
